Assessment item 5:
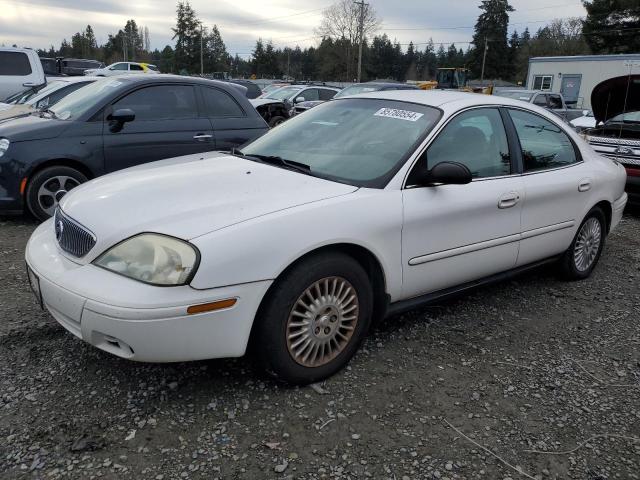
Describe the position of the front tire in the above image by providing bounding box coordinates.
[268,116,285,127]
[254,253,373,385]
[559,207,606,280]
[26,166,87,221]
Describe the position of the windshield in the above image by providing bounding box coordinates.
[49,78,123,120]
[266,86,303,100]
[495,91,534,101]
[335,85,383,98]
[4,83,51,104]
[607,111,640,123]
[241,98,441,187]
[20,81,66,104]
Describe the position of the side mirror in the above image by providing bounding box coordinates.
[295,96,305,103]
[413,161,472,186]
[108,108,135,132]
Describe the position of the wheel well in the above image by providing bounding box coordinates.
[248,244,389,351]
[26,159,94,193]
[593,200,612,233]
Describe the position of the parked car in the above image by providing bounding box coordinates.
[294,81,419,114]
[227,79,262,99]
[494,90,584,122]
[257,82,290,98]
[585,75,640,205]
[84,62,159,77]
[0,47,46,100]
[251,84,340,126]
[570,110,597,133]
[0,75,268,219]
[0,77,98,122]
[24,91,627,384]
[40,58,63,77]
[60,58,105,76]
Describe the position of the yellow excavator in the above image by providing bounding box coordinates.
[417,68,493,95]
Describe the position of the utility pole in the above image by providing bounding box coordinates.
[480,36,488,86]
[287,49,290,79]
[200,22,204,75]
[354,0,367,83]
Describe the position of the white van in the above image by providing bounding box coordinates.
[0,48,46,100]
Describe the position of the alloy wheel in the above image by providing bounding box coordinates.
[574,217,602,272]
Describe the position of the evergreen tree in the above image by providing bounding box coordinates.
[172,1,200,72]
[469,0,514,80]
[583,0,640,54]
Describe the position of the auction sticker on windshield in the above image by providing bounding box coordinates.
[374,107,424,122]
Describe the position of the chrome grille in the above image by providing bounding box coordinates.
[54,208,96,257]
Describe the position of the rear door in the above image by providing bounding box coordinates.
[200,85,262,151]
[103,83,214,172]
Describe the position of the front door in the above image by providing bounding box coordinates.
[401,107,523,299]
[560,75,582,107]
[103,84,214,173]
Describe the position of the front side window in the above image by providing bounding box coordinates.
[241,98,441,187]
[422,108,511,179]
[533,75,553,91]
[113,85,198,121]
[509,109,578,172]
[201,87,244,117]
[0,52,32,75]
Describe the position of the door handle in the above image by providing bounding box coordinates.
[498,191,520,209]
[578,179,592,192]
[193,134,213,141]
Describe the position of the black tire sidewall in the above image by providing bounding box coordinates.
[26,166,87,221]
[561,207,606,280]
[256,253,373,385]
[269,116,285,127]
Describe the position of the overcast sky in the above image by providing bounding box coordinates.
[1,0,586,56]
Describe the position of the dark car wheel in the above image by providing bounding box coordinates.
[268,116,286,128]
[559,207,606,280]
[254,252,373,385]
[26,166,87,221]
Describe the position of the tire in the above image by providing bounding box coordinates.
[559,207,606,280]
[268,116,286,128]
[26,166,87,221]
[254,252,373,385]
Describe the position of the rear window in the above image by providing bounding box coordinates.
[130,64,144,71]
[0,51,33,76]
[201,87,245,117]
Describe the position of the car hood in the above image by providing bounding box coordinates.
[0,104,34,121]
[59,152,358,260]
[250,98,286,108]
[0,113,68,141]
[592,74,640,124]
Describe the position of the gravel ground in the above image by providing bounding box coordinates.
[1,212,639,480]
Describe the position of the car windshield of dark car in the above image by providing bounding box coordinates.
[240,98,441,187]
[607,111,640,124]
[495,91,534,101]
[265,86,303,100]
[334,85,382,98]
[49,78,124,120]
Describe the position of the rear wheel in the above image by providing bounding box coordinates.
[26,166,87,221]
[559,207,606,280]
[254,253,373,384]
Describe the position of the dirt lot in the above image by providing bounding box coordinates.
[1,212,639,480]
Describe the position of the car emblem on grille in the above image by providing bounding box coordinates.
[615,146,634,155]
[55,219,64,240]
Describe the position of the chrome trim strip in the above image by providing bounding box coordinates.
[408,220,575,266]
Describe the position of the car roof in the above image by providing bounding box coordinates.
[351,89,555,111]
[50,76,101,84]
[104,74,237,89]
[498,89,541,94]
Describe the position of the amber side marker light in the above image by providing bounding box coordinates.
[19,177,27,195]
[187,298,237,315]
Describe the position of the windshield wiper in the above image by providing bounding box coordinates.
[232,150,312,175]
[39,108,58,119]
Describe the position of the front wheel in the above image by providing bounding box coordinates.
[268,116,286,128]
[254,253,373,385]
[25,166,87,221]
[559,207,606,280]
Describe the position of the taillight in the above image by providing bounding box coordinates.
[625,167,640,177]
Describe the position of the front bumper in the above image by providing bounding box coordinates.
[25,220,272,362]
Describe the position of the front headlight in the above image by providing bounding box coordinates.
[94,234,200,286]
[0,138,9,158]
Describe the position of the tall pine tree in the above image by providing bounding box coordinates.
[583,0,640,54]
[469,0,514,80]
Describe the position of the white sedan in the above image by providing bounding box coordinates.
[25,91,628,384]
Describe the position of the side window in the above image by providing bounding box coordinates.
[423,108,511,179]
[0,52,32,75]
[130,64,144,71]
[111,63,128,71]
[532,75,553,91]
[300,89,319,101]
[548,94,563,109]
[201,87,245,117]
[532,94,548,107]
[113,85,198,121]
[319,89,337,101]
[509,109,578,172]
